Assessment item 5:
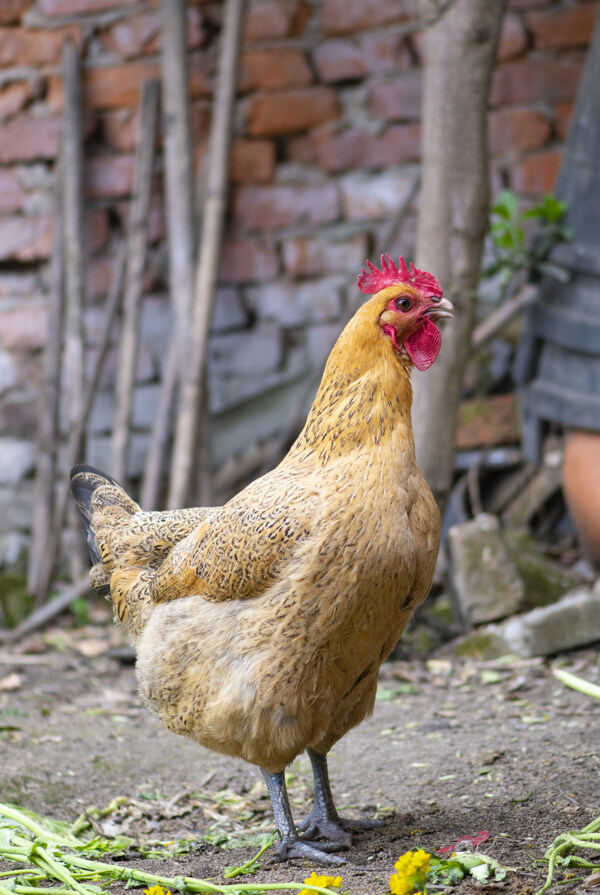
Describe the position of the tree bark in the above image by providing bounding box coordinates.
[412,0,507,514]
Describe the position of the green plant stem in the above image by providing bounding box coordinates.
[552,668,600,701]
[0,805,81,848]
[224,835,276,878]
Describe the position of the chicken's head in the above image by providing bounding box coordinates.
[357,254,453,371]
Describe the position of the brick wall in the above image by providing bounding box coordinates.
[0,0,596,559]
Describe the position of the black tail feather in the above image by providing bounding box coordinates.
[69,464,124,567]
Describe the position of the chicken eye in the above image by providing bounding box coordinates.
[395,296,412,311]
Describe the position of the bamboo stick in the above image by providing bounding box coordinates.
[141,0,196,511]
[28,192,64,600]
[167,0,245,510]
[111,78,159,484]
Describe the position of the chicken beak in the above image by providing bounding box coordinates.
[427,296,454,320]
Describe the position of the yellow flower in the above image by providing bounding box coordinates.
[143,887,170,895]
[299,871,343,894]
[389,849,431,894]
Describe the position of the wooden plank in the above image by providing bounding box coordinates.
[111,78,159,483]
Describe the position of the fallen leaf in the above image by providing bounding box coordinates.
[77,639,110,658]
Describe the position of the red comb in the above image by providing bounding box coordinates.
[357,254,443,299]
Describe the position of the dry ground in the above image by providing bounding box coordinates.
[1,602,600,895]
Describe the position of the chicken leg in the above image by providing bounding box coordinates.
[261,769,345,865]
[297,748,384,846]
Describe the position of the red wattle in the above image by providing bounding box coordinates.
[404,319,442,371]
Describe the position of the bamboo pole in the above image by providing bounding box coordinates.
[28,193,64,600]
[111,78,159,483]
[37,247,127,601]
[141,0,196,511]
[167,0,245,510]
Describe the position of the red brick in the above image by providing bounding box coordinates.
[0,1,34,25]
[323,0,417,35]
[0,118,60,163]
[0,81,31,119]
[0,169,25,212]
[370,76,422,122]
[234,184,339,231]
[527,3,598,50]
[311,124,420,172]
[340,172,416,221]
[488,107,551,155]
[246,87,340,137]
[86,254,118,300]
[491,57,584,106]
[313,40,366,82]
[230,140,275,183]
[511,149,562,195]
[218,238,279,283]
[554,102,574,141]
[285,135,316,165]
[497,13,529,60]
[85,210,110,254]
[0,25,81,67]
[244,1,297,43]
[82,64,161,109]
[240,49,313,92]
[358,32,413,75]
[283,234,367,277]
[100,108,138,151]
[84,155,134,199]
[38,0,129,15]
[0,305,47,349]
[508,0,550,8]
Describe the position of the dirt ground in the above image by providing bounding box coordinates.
[1,600,600,895]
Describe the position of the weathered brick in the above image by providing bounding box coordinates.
[527,3,598,50]
[218,238,279,283]
[230,140,275,183]
[100,108,138,151]
[489,107,551,155]
[491,57,584,106]
[84,155,134,198]
[0,81,31,119]
[0,305,47,349]
[311,124,420,172]
[99,11,161,59]
[554,102,573,142]
[497,13,529,60]
[211,287,249,332]
[0,117,60,163]
[285,134,316,165]
[246,87,340,137]
[0,25,81,66]
[370,76,422,122]
[508,0,550,8]
[282,234,367,277]
[82,63,161,109]
[0,272,38,296]
[0,169,25,212]
[340,172,416,221]
[234,183,339,231]
[86,254,118,301]
[511,149,561,195]
[323,0,417,35]
[244,0,297,43]
[317,32,412,77]
[85,210,110,254]
[245,277,345,325]
[241,49,313,93]
[0,1,34,25]
[38,0,127,15]
[0,216,52,261]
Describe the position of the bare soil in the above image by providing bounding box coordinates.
[1,602,599,895]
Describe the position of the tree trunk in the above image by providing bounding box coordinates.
[412,0,507,514]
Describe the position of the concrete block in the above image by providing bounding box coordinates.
[499,588,600,657]
[447,513,524,628]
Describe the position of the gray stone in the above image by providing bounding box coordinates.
[209,322,282,377]
[0,484,34,533]
[0,532,28,570]
[447,513,524,629]
[0,437,36,485]
[0,351,17,394]
[497,588,600,658]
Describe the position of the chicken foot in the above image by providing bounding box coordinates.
[297,748,384,846]
[261,769,346,865]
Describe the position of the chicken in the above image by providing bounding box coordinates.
[70,254,453,864]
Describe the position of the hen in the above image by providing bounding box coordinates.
[70,255,452,864]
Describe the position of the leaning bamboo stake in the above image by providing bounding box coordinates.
[37,246,128,601]
[141,0,196,511]
[167,0,245,510]
[28,196,64,600]
[111,79,159,483]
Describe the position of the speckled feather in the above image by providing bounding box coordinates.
[70,285,441,774]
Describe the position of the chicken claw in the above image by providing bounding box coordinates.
[297,749,384,845]
[261,769,347,865]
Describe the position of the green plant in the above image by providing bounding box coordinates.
[484,190,573,299]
